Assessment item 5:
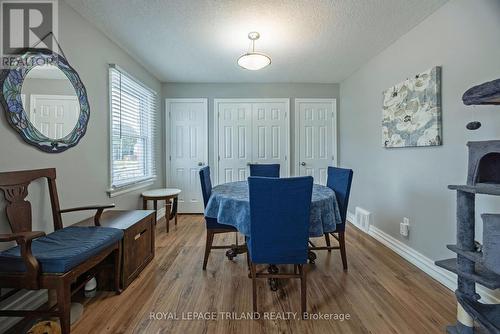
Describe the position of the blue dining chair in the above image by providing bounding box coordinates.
[247,176,313,315]
[249,164,280,178]
[199,166,238,270]
[322,166,353,270]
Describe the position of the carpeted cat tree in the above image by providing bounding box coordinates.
[436,78,500,334]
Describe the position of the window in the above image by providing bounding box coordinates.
[109,65,157,192]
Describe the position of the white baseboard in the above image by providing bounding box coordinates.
[347,211,500,304]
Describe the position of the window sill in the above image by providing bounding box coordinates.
[107,179,155,198]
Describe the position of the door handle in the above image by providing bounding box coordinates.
[246,162,251,166]
[198,162,204,166]
[300,162,306,166]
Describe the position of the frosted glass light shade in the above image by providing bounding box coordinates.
[237,52,271,70]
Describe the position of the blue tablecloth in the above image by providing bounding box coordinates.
[205,181,341,237]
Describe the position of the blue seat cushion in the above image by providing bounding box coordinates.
[0,226,123,274]
[205,217,237,231]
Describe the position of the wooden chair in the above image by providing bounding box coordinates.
[198,166,238,270]
[0,168,123,334]
[309,167,353,270]
[247,176,313,316]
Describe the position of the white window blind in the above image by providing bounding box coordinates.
[109,65,157,189]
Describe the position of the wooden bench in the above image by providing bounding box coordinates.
[0,168,122,334]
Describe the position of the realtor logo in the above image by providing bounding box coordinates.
[0,0,58,67]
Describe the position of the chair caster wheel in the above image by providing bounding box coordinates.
[268,265,279,274]
[308,251,317,264]
[226,249,237,260]
[269,278,278,291]
[267,265,279,291]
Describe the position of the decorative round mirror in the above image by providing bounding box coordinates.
[0,49,90,153]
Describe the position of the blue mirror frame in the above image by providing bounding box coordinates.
[0,48,90,153]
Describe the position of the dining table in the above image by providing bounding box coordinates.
[205,180,342,236]
[205,180,342,261]
[205,180,342,290]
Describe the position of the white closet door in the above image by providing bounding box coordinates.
[167,99,208,213]
[217,103,253,183]
[295,99,337,185]
[252,102,289,176]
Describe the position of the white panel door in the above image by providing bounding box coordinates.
[217,103,253,183]
[252,102,289,176]
[295,99,337,185]
[167,99,208,213]
[30,95,79,139]
[215,99,290,184]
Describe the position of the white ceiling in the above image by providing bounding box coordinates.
[65,0,448,83]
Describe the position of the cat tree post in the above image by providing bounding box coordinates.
[454,190,476,334]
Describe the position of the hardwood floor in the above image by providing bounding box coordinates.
[72,214,455,334]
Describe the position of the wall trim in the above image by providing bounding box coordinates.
[107,180,154,198]
[347,211,500,304]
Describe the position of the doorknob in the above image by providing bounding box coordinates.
[300,162,306,166]
[246,162,251,166]
[198,162,204,166]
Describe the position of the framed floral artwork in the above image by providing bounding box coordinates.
[382,66,442,148]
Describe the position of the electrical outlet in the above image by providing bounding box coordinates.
[400,218,410,237]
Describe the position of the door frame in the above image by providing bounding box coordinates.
[294,98,338,175]
[165,98,209,189]
[213,98,290,185]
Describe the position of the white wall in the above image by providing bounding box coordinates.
[0,0,163,237]
[339,0,500,260]
[163,83,339,177]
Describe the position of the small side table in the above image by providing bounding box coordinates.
[142,188,181,233]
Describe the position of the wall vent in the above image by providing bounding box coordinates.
[354,207,371,232]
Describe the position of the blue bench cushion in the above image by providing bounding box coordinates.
[0,226,123,274]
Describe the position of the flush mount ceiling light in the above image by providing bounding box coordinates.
[237,32,271,71]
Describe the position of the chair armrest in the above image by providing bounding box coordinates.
[0,231,44,288]
[59,204,115,226]
[59,204,115,213]
[0,231,45,243]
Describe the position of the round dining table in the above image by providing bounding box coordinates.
[205,181,342,237]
